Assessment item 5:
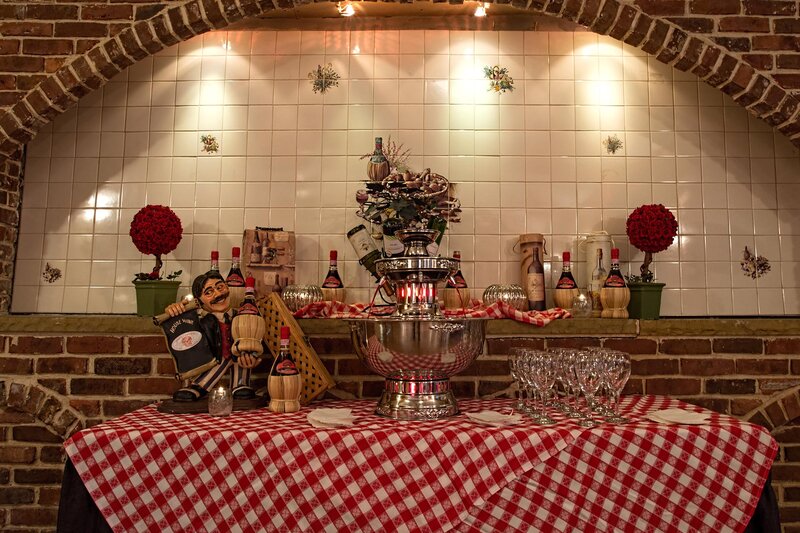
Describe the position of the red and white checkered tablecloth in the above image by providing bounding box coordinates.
[458,396,778,533]
[64,396,776,533]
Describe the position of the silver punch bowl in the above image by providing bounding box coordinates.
[348,316,488,420]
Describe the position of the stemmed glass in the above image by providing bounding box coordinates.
[550,348,580,417]
[529,350,556,425]
[603,350,631,423]
[509,348,526,412]
[573,350,602,427]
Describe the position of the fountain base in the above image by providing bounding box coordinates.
[375,371,459,420]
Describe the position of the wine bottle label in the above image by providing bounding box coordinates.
[322,275,343,288]
[226,273,245,286]
[384,236,404,255]
[238,302,259,315]
[526,273,545,301]
[275,358,299,375]
[348,229,377,260]
[604,274,626,288]
[556,276,577,289]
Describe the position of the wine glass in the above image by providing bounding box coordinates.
[529,350,556,425]
[551,348,580,417]
[604,351,632,423]
[570,290,593,318]
[509,348,526,412]
[573,351,602,427]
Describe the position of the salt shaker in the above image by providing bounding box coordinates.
[208,384,233,416]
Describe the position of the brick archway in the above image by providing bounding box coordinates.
[745,384,800,431]
[1,0,800,311]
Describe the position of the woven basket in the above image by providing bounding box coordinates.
[257,293,336,405]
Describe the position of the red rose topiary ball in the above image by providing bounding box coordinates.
[626,204,678,282]
[130,205,182,279]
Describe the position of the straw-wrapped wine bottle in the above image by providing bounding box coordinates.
[367,137,390,182]
[231,276,265,358]
[268,326,302,413]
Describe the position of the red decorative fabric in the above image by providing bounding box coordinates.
[64,396,776,533]
[293,299,571,326]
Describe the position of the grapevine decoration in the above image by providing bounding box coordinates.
[130,205,183,282]
[308,63,340,94]
[626,204,678,283]
[484,65,514,93]
[42,263,62,284]
[200,134,219,154]
[740,246,770,279]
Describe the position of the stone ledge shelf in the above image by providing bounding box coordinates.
[2,315,799,337]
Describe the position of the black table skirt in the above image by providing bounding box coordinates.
[58,457,781,532]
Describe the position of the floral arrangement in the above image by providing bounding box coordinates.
[130,205,183,282]
[603,134,623,154]
[308,63,340,94]
[484,65,514,93]
[356,169,462,231]
[625,204,678,283]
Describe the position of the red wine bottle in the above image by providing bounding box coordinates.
[526,246,546,311]
[603,248,626,288]
[555,251,577,289]
[322,250,344,288]
[446,251,468,288]
[209,250,220,273]
[237,276,260,315]
[226,247,245,288]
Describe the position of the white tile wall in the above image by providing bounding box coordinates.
[14,30,800,315]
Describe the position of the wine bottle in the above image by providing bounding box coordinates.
[268,326,301,414]
[347,225,382,280]
[553,251,579,310]
[322,250,344,288]
[238,276,259,315]
[603,248,626,288]
[446,251,468,288]
[210,250,220,273]
[271,273,282,295]
[382,218,405,258]
[590,248,606,317]
[226,247,246,308]
[555,251,577,289]
[526,246,546,311]
[426,216,447,256]
[443,250,470,309]
[230,276,266,358]
[367,136,390,182]
[250,232,262,264]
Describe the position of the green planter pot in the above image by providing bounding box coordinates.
[627,282,666,320]
[133,280,181,317]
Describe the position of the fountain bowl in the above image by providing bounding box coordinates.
[347,316,488,420]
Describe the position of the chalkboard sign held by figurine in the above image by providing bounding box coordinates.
[155,271,269,413]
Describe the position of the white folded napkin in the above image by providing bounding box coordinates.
[645,408,710,425]
[307,408,356,428]
[465,410,524,427]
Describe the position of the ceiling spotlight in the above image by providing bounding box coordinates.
[474,2,488,17]
[337,1,355,16]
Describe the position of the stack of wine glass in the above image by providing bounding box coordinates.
[508,347,631,426]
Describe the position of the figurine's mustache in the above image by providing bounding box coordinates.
[211,292,229,304]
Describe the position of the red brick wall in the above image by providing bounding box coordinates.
[1,328,798,530]
[3,0,800,311]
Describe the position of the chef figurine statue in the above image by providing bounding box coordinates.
[165,270,259,402]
